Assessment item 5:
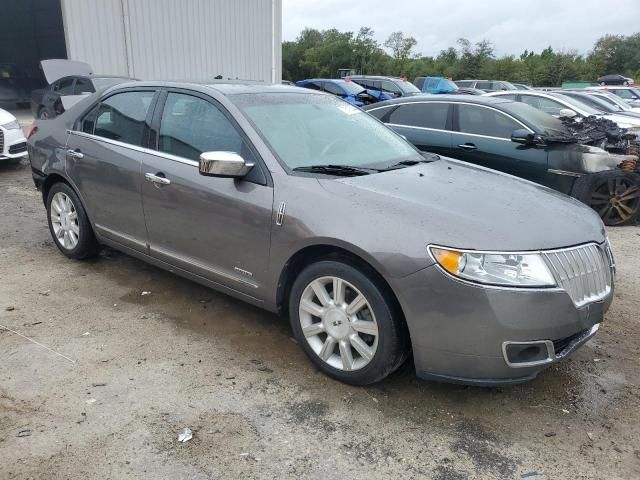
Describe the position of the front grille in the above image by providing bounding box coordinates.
[9,142,27,154]
[543,243,613,307]
[0,130,4,153]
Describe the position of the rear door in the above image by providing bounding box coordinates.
[378,101,453,156]
[65,88,158,252]
[451,103,548,183]
[141,90,274,298]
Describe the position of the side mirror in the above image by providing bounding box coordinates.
[559,108,577,118]
[511,129,536,145]
[199,151,254,178]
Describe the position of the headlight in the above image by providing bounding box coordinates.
[1,120,20,130]
[429,246,556,287]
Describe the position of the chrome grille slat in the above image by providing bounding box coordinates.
[544,243,613,308]
[0,130,5,153]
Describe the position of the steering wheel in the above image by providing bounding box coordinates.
[320,138,350,157]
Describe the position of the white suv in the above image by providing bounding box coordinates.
[0,108,28,164]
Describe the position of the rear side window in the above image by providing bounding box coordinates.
[456,81,473,88]
[458,105,520,138]
[88,91,155,146]
[613,89,634,100]
[475,81,491,90]
[323,82,344,96]
[158,92,243,161]
[388,102,449,130]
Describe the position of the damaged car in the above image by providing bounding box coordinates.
[366,95,640,225]
[30,60,134,119]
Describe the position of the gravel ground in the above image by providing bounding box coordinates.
[1,159,639,480]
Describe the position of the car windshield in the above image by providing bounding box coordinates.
[599,94,632,110]
[397,81,421,94]
[501,101,569,136]
[340,81,365,95]
[232,93,422,170]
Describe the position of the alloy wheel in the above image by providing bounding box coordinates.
[298,276,379,371]
[590,177,640,225]
[50,192,80,250]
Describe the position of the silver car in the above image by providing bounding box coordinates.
[27,82,615,386]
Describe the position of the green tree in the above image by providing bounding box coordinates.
[384,32,418,75]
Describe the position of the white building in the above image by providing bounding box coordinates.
[1,0,282,91]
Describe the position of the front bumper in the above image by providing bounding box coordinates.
[0,126,28,160]
[394,263,613,386]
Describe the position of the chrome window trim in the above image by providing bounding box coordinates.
[548,169,584,177]
[68,130,199,167]
[368,100,534,139]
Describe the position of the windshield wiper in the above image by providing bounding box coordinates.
[381,153,440,171]
[292,164,380,176]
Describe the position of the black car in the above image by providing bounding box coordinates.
[597,74,633,86]
[350,75,422,98]
[31,75,133,119]
[365,95,640,225]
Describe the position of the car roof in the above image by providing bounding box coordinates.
[364,94,515,109]
[300,78,347,84]
[350,75,404,81]
[109,80,314,96]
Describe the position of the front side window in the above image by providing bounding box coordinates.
[89,90,155,146]
[475,81,492,90]
[323,82,345,96]
[519,95,565,116]
[456,81,473,88]
[232,93,421,170]
[301,81,322,91]
[458,104,520,138]
[388,102,449,130]
[159,92,243,161]
[382,81,401,95]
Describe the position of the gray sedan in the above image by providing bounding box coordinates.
[27,82,615,385]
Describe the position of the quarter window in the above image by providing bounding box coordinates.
[458,105,520,138]
[89,91,155,146]
[388,103,449,130]
[158,92,243,161]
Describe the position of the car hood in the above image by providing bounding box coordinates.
[0,108,17,124]
[320,158,605,251]
[41,59,92,84]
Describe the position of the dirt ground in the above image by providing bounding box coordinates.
[1,158,639,480]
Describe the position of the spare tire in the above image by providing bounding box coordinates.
[571,170,640,226]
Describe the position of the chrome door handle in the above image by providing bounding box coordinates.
[457,143,477,151]
[145,172,171,185]
[66,149,84,159]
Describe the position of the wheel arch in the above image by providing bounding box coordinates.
[275,244,407,331]
[41,173,96,230]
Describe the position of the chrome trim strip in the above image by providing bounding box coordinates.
[94,223,147,250]
[149,244,258,289]
[275,201,286,226]
[548,168,584,177]
[68,130,199,167]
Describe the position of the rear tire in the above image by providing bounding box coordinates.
[46,182,99,259]
[289,260,409,385]
[571,170,640,226]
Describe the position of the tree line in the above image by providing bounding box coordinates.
[283,28,640,87]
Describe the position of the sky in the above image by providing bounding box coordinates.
[282,0,640,57]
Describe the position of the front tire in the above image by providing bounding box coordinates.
[289,260,409,385]
[571,170,640,226]
[46,183,99,259]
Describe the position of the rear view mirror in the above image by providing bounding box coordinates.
[511,129,536,145]
[199,151,254,178]
[559,108,577,118]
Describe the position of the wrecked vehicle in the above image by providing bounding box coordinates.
[366,95,640,225]
[28,82,614,385]
[295,78,386,107]
[30,60,133,119]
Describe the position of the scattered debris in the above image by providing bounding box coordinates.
[141,291,151,296]
[594,358,601,362]
[16,429,31,438]
[225,375,236,380]
[82,332,90,336]
[39,290,50,296]
[258,366,273,373]
[562,409,570,414]
[85,398,97,405]
[177,428,193,443]
[544,432,557,438]
[5,306,15,311]
[520,472,544,478]
[91,383,107,387]
[587,432,594,441]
